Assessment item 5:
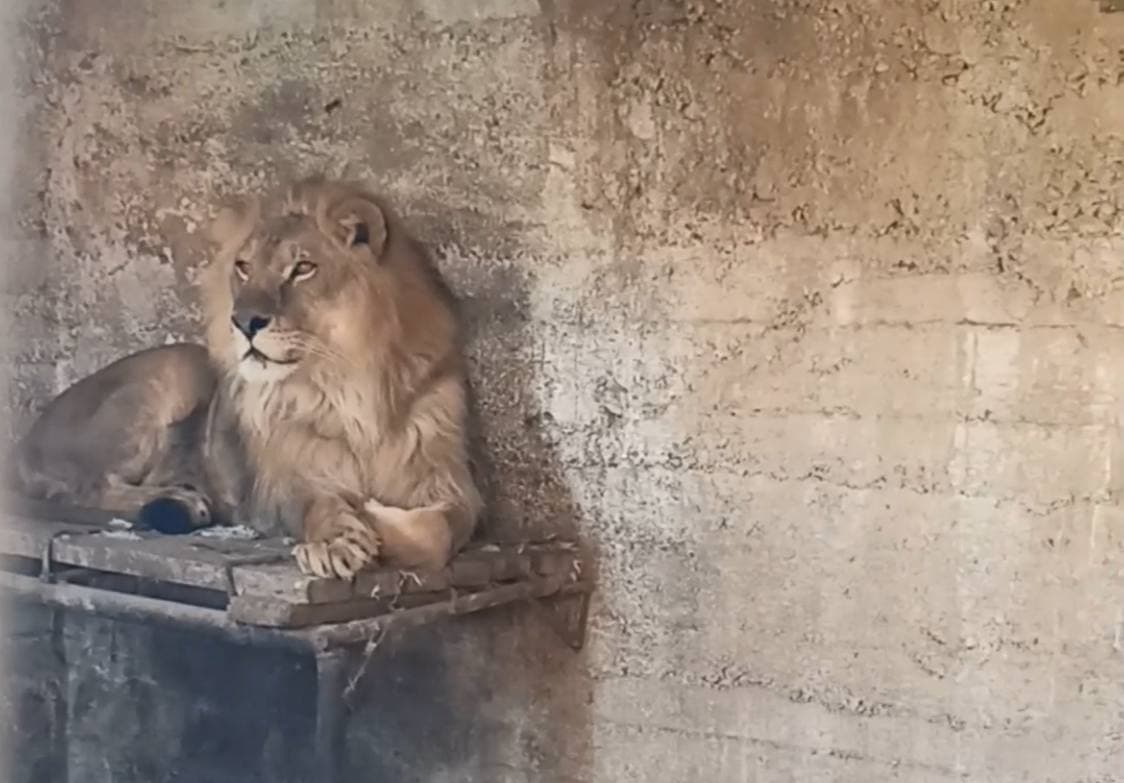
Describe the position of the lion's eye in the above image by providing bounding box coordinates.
[291,260,317,281]
[233,260,251,281]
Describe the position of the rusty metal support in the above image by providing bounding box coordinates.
[537,588,592,650]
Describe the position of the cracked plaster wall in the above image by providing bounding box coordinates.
[2,1,1124,781]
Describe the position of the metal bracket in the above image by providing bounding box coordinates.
[536,586,592,651]
[38,531,75,583]
[215,551,293,597]
[49,566,98,584]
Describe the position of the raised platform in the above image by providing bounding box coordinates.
[0,496,592,781]
[0,496,591,653]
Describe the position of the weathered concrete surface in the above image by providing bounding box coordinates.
[2,0,1123,781]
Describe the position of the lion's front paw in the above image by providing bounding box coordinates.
[293,514,380,580]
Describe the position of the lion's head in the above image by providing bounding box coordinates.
[202,177,455,389]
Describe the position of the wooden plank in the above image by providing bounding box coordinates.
[345,568,451,602]
[0,504,295,591]
[0,499,592,643]
[0,515,98,559]
[447,555,494,587]
[182,536,292,562]
[528,546,578,578]
[305,576,583,651]
[229,561,453,604]
[50,534,296,592]
[227,590,447,628]
[48,534,235,591]
[230,541,579,605]
[1,500,585,617]
[229,562,340,603]
[0,569,314,653]
[0,567,591,654]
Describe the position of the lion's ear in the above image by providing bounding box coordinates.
[323,196,388,259]
[206,196,255,248]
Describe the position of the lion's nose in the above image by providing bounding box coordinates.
[232,311,271,339]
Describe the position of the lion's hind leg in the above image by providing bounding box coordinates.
[100,480,214,534]
[14,345,218,533]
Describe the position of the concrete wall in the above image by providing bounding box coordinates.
[3,1,1123,781]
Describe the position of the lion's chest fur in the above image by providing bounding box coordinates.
[230,372,403,533]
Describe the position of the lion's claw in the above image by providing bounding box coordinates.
[293,515,380,580]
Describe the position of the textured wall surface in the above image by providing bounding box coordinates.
[2,1,1123,781]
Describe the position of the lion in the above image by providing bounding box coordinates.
[202,176,483,579]
[13,176,483,580]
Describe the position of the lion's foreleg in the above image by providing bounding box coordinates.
[361,498,476,572]
[290,494,474,580]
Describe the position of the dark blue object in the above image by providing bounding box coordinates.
[137,498,197,535]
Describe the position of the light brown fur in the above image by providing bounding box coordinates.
[202,177,482,579]
[13,343,219,529]
[14,177,482,580]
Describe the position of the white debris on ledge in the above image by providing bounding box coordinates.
[100,529,142,540]
[107,517,133,530]
[195,525,260,540]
